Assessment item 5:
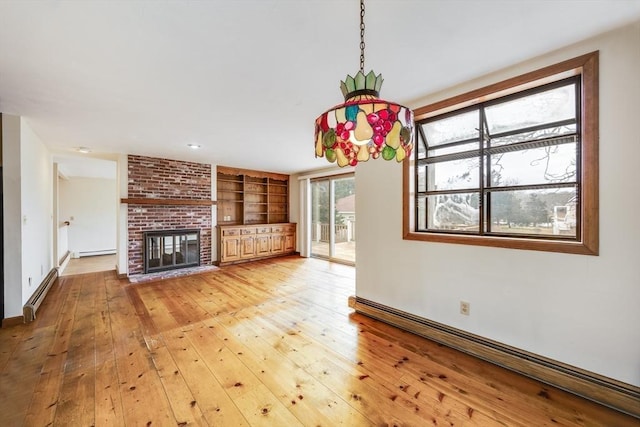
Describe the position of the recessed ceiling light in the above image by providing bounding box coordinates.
[187,144,201,150]
[76,147,91,154]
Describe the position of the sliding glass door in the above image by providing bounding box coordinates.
[310,174,355,264]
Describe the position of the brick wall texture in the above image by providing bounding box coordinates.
[127,155,212,275]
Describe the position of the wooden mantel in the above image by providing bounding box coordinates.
[121,198,216,206]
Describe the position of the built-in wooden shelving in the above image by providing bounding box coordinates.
[216,166,289,225]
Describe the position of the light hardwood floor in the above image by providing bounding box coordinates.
[0,256,636,426]
[61,254,117,276]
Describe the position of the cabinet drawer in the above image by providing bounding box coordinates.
[223,229,240,236]
[257,227,271,234]
[241,228,255,235]
[271,226,284,232]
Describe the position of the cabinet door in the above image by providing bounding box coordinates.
[240,236,256,258]
[256,235,271,256]
[284,233,295,253]
[221,237,241,262]
[271,234,285,254]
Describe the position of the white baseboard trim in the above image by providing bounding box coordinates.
[58,250,71,275]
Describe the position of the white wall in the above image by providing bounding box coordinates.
[21,119,53,296]
[356,22,640,387]
[2,115,53,318]
[288,174,301,253]
[2,115,23,318]
[116,154,127,275]
[59,176,117,256]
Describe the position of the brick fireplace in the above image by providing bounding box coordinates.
[126,155,212,275]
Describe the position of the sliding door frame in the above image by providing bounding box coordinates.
[310,173,355,265]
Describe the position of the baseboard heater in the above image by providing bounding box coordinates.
[348,296,640,419]
[78,249,116,257]
[23,268,58,323]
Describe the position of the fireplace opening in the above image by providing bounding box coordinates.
[144,229,200,273]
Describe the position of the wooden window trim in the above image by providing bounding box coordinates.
[403,51,599,255]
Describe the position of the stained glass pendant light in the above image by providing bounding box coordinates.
[315,0,414,167]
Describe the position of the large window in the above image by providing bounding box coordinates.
[403,52,598,255]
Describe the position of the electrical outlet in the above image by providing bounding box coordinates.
[460,301,470,316]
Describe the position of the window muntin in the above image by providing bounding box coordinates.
[405,52,598,255]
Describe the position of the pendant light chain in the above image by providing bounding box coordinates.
[359,0,365,73]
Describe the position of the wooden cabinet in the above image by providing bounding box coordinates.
[216,166,289,225]
[220,228,241,263]
[271,234,285,255]
[256,227,271,256]
[240,232,256,259]
[284,232,295,252]
[217,223,296,265]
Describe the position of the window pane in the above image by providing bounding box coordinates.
[311,180,330,258]
[485,84,576,135]
[488,143,577,187]
[417,196,426,230]
[490,125,576,147]
[428,158,479,191]
[427,193,480,231]
[417,138,427,159]
[488,188,577,237]
[422,109,479,147]
[417,165,426,192]
[428,141,479,157]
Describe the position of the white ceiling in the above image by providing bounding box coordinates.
[2,1,640,176]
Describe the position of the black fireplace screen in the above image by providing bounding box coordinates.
[144,229,200,273]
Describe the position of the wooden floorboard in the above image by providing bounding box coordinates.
[0,256,636,426]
